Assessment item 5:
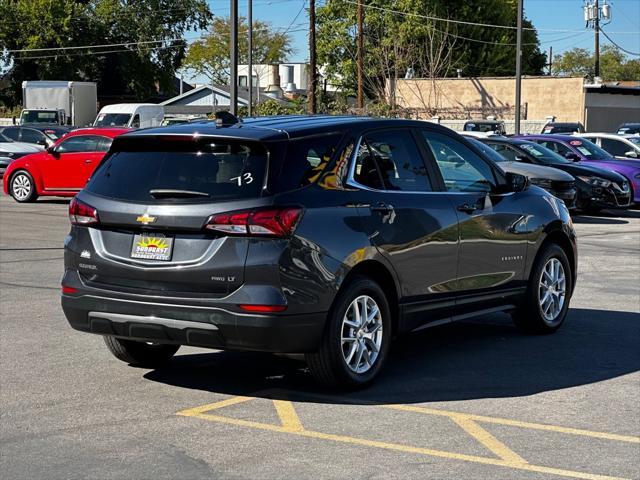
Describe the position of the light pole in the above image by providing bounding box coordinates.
[230,0,239,115]
[248,0,253,116]
[514,0,523,135]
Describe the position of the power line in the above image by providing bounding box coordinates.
[341,0,639,34]
[11,28,309,61]
[599,27,640,56]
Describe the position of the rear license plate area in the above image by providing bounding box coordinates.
[130,234,174,261]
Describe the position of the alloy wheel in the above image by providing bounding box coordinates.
[341,295,383,374]
[12,174,32,201]
[538,258,566,324]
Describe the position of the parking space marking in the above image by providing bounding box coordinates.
[451,415,528,464]
[273,399,305,432]
[384,404,640,444]
[177,392,635,480]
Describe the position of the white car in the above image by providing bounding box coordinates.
[577,133,640,160]
[0,133,42,178]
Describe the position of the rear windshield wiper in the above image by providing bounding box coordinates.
[149,189,211,198]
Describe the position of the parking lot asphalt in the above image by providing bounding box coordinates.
[1,191,639,480]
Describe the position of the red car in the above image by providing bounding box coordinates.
[3,128,129,202]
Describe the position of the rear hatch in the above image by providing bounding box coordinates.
[74,134,274,297]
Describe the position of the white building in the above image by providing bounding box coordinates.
[237,63,309,93]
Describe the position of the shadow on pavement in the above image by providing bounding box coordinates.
[144,308,640,404]
[571,216,628,225]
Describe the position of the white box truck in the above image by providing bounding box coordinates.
[21,81,97,127]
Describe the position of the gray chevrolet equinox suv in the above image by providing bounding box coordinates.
[62,116,577,387]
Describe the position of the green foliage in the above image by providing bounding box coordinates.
[0,0,212,106]
[184,16,292,85]
[553,45,640,81]
[316,0,546,99]
[236,98,306,117]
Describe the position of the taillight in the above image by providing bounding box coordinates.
[239,304,287,313]
[204,207,302,237]
[61,285,78,294]
[69,197,99,226]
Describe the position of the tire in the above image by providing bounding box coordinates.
[512,244,572,334]
[306,276,391,388]
[9,170,38,203]
[103,336,180,367]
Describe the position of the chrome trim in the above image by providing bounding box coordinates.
[89,228,225,269]
[88,311,218,330]
[82,294,277,318]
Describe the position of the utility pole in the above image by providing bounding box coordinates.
[594,0,600,78]
[248,0,253,116]
[584,1,611,80]
[308,0,317,114]
[514,0,523,135]
[356,0,364,111]
[548,46,553,75]
[230,0,239,115]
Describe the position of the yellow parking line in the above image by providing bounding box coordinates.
[176,395,254,416]
[273,399,305,432]
[451,414,528,464]
[179,407,628,480]
[384,404,640,444]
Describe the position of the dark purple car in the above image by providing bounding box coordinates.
[516,134,640,205]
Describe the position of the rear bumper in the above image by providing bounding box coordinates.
[61,271,327,354]
[62,294,326,353]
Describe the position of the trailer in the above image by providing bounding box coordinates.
[21,81,97,127]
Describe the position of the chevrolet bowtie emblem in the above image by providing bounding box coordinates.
[136,213,157,224]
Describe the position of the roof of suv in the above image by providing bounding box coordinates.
[119,115,450,142]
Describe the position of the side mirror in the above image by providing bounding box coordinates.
[625,150,638,158]
[514,156,527,163]
[46,146,59,156]
[564,152,580,162]
[505,172,528,192]
[36,139,47,146]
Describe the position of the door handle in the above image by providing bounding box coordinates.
[84,159,92,164]
[370,202,394,214]
[457,203,478,214]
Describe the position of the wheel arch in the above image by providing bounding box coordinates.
[338,259,400,336]
[533,229,577,295]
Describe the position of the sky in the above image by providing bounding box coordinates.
[184,0,640,83]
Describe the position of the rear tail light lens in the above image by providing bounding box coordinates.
[239,304,287,313]
[61,285,78,295]
[69,197,99,226]
[204,207,302,237]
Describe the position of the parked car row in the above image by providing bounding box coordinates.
[461,133,638,213]
[1,118,639,216]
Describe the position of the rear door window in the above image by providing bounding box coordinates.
[353,129,432,192]
[86,138,268,203]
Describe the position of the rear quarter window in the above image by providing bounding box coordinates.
[273,133,343,192]
[86,138,268,203]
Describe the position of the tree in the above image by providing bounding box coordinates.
[183,16,292,85]
[316,0,546,100]
[0,0,211,106]
[553,45,640,81]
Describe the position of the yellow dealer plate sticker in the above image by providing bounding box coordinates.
[130,234,173,261]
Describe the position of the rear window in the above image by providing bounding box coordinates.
[86,138,268,203]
